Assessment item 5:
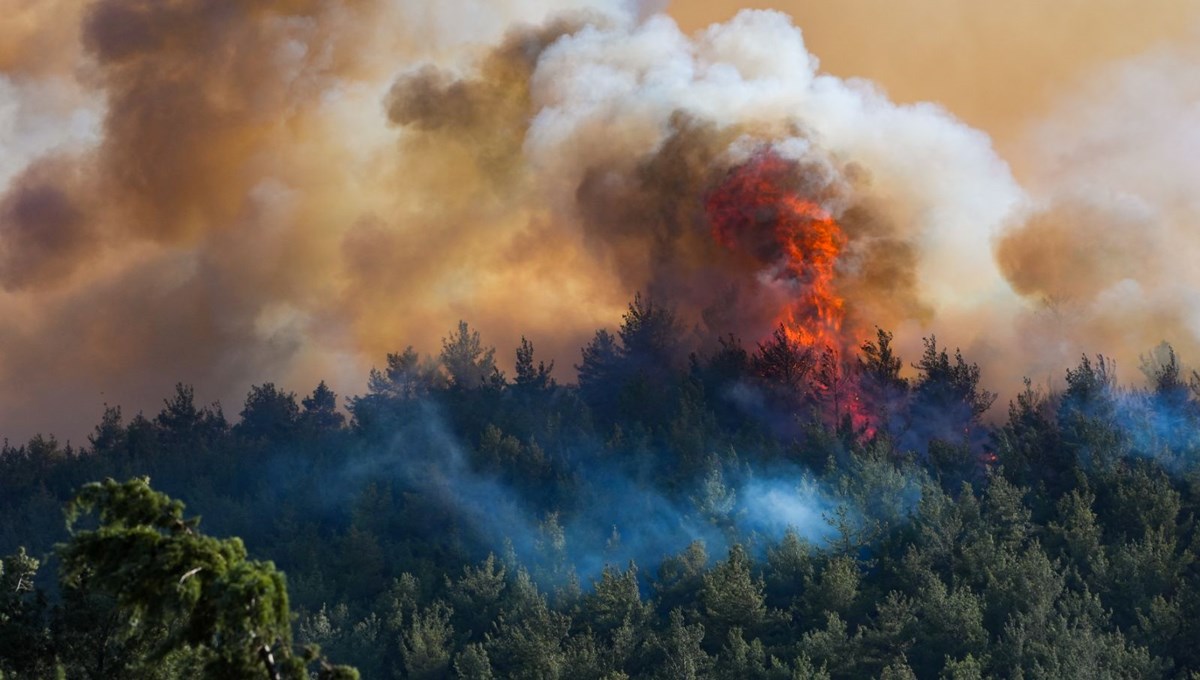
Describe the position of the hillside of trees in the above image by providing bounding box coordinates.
[4,296,1200,678]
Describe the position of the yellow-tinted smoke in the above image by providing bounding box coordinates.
[1,0,1197,442]
[675,1,1200,398]
[0,0,631,441]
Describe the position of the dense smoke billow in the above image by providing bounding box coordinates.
[2,0,1199,441]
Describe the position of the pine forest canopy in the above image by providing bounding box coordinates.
[3,296,1200,678]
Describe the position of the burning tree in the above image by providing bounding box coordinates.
[706,148,872,435]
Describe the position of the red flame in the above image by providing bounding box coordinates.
[705,150,847,350]
[705,149,874,437]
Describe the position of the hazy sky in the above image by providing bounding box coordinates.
[2,0,1199,443]
[671,0,1200,168]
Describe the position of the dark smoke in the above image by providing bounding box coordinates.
[0,157,94,289]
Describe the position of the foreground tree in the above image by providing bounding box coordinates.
[0,548,53,677]
[59,477,358,679]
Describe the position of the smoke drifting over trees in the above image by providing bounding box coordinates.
[4,304,1200,677]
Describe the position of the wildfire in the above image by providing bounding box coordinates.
[705,149,875,438]
[705,149,848,350]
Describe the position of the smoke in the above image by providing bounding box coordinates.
[516,9,1022,365]
[0,1,1196,442]
[739,477,835,540]
[0,156,96,289]
[333,401,843,584]
[0,0,637,440]
[672,1,1200,169]
[991,39,1200,394]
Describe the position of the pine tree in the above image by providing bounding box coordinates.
[58,478,358,679]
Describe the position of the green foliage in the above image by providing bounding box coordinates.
[939,654,984,680]
[238,383,300,442]
[656,609,710,680]
[913,336,996,423]
[5,311,1200,678]
[584,564,646,633]
[654,541,709,617]
[702,545,766,636]
[300,381,345,432]
[365,346,445,401]
[858,328,906,392]
[442,321,501,390]
[58,478,357,679]
[155,383,227,448]
[804,555,859,620]
[754,324,815,394]
[454,643,494,679]
[514,337,555,394]
[0,548,53,678]
[399,601,454,679]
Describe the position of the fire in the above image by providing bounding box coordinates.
[705,149,875,437]
[705,149,849,351]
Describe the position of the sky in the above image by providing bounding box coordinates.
[672,1,1200,167]
[2,0,1199,443]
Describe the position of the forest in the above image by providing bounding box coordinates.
[3,295,1200,679]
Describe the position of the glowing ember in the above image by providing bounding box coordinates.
[705,150,848,350]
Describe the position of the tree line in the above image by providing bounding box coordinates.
[3,296,1200,678]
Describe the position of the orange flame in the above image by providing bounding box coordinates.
[705,149,848,350]
[706,149,875,437]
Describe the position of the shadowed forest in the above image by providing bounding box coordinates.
[4,296,1200,679]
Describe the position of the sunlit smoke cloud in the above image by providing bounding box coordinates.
[993,39,1200,393]
[0,0,1196,443]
